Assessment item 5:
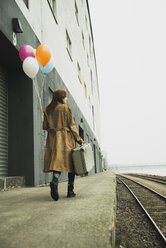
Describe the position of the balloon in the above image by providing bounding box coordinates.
[33,49,36,56]
[36,44,51,67]
[19,45,35,62]
[39,57,55,75]
[23,57,39,79]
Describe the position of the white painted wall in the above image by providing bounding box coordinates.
[15,0,101,142]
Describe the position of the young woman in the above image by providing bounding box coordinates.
[43,89,84,201]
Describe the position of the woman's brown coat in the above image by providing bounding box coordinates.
[43,102,83,173]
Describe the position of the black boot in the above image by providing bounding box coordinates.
[50,177,59,201]
[67,183,76,198]
[67,173,76,198]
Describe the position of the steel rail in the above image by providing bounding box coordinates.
[120,174,166,199]
[117,176,166,244]
[125,174,166,185]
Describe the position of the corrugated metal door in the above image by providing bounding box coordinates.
[0,65,8,177]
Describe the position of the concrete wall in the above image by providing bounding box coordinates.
[15,0,101,143]
[0,0,102,186]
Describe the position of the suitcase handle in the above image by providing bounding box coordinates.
[79,143,91,151]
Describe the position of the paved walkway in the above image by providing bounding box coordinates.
[0,171,116,248]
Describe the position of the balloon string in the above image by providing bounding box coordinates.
[40,74,45,105]
[34,77,43,113]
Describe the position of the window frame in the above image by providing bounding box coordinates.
[90,70,93,95]
[82,31,85,49]
[22,0,29,8]
[75,0,79,25]
[77,62,82,83]
[66,30,73,61]
[47,0,58,24]
[89,35,92,57]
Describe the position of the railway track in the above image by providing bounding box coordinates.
[125,173,166,185]
[117,174,166,244]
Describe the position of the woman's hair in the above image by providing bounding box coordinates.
[46,89,67,115]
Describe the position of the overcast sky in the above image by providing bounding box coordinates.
[89,0,166,165]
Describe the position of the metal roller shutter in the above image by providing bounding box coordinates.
[0,65,8,177]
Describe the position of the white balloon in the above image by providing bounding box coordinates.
[22,57,39,79]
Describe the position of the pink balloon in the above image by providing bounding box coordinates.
[19,45,35,62]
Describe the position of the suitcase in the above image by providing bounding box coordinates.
[71,143,95,175]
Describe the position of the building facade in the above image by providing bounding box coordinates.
[0,0,102,186]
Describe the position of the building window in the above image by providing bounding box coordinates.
[87,54,89,66]
[77,62,87,97]
[48,0,56,13]
[92,105,95,130]
[77,62,84,86]
[90,70,93,95]
[48,87,53,104]
[86,133,89,143]
[48,0,57,22]
[77,62,81,83]
[75,1,79,25]
[89,35,92,56]
[66,30,72,61]
[22,0,29,8]
[88,95,91,108]
[85,14,88,29]
[82,31,85,49]
[84,83,87,97]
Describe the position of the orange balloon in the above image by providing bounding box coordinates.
[36,44,51,67]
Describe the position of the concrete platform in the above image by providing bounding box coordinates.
[0,171,116,248]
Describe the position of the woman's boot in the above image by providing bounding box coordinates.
[67,173,76,198]
[50,171,61,201]
[50,178,59,201]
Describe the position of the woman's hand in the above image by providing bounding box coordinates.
[79,140,84,145]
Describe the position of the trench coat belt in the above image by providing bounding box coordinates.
[48,127,70,132]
